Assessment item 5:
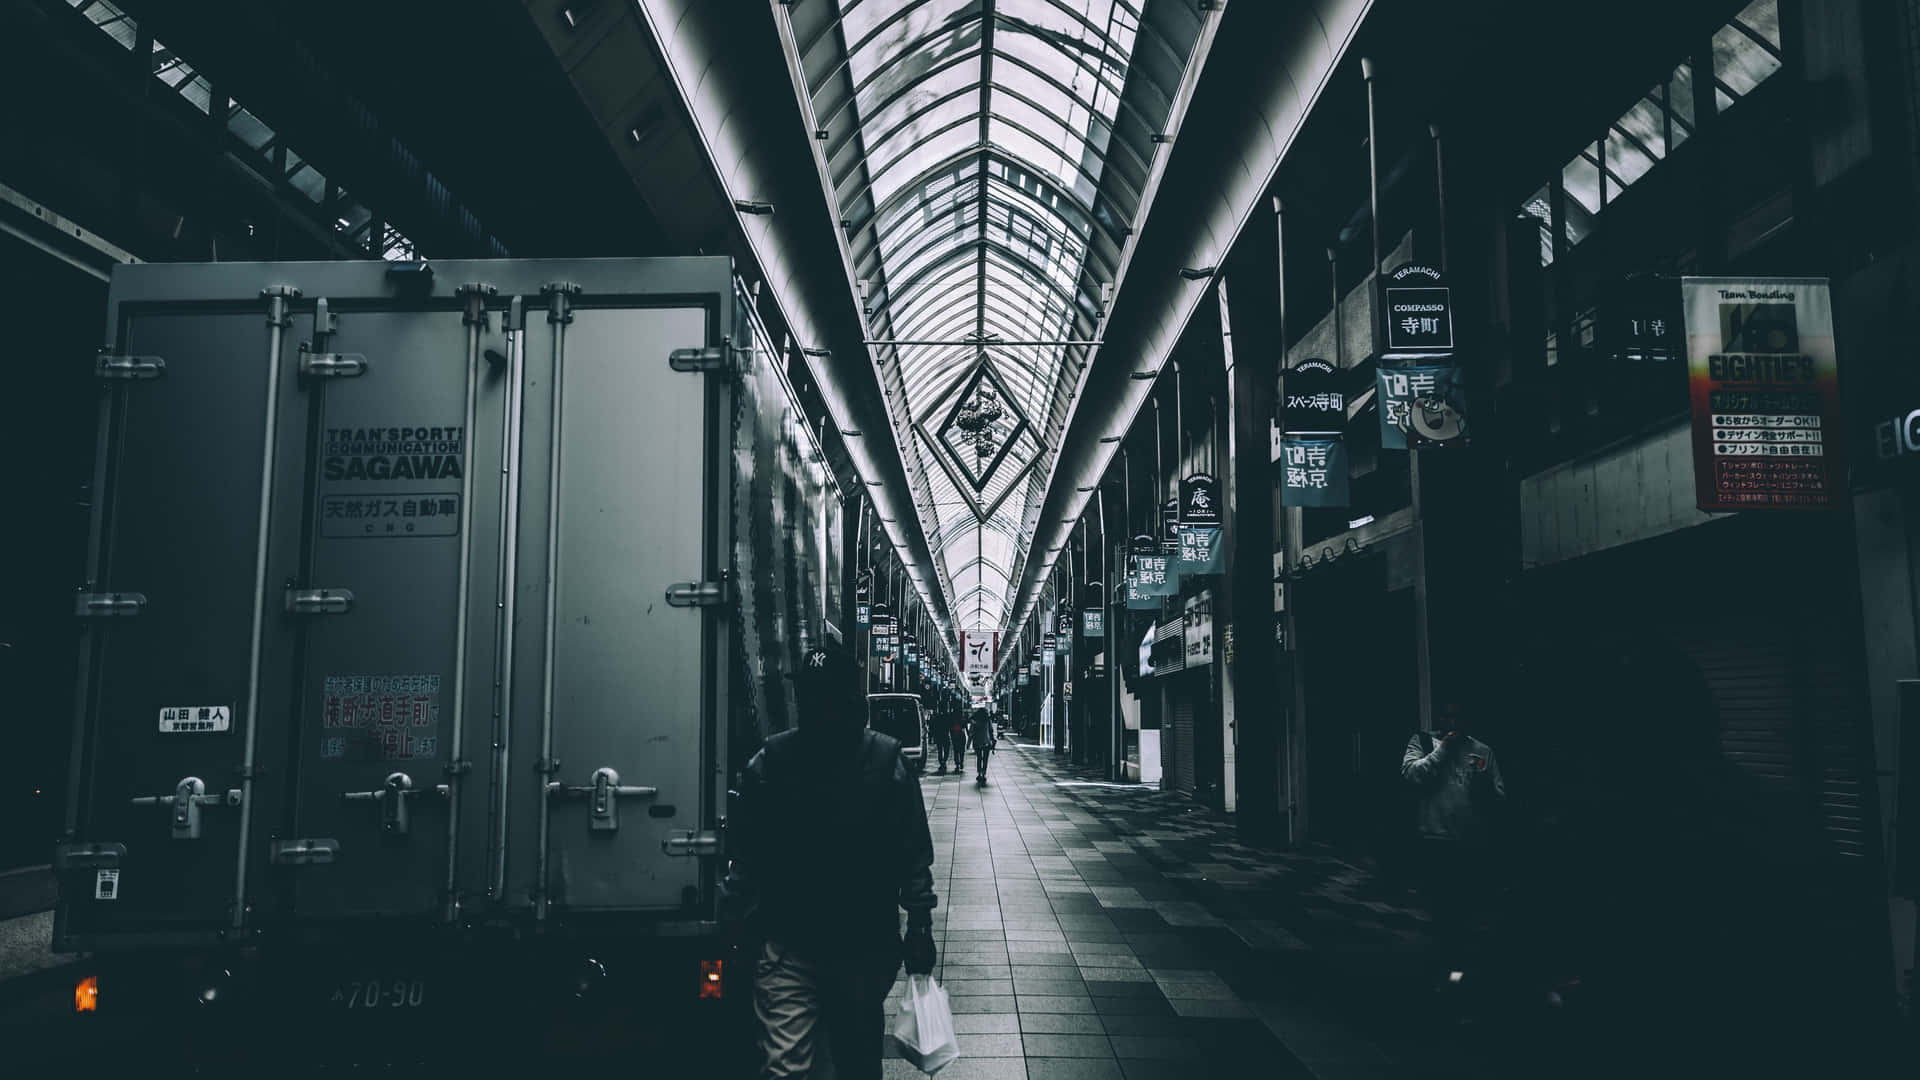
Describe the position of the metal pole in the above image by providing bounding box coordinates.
[488,297,528,902]
[1330,247,1343,369]
[1362,57,1382,277]
[1431,124,1449,274]
[1279,201,1305,845]
[534,284,576,921]
[232,286,295,930]
[1121,447,1134,781]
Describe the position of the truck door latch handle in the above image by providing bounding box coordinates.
[341,772,443,836]
[546,767,657,832]
[130,776,240,840]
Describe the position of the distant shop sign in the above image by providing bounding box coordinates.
[1283,358,1345,434]
[1382,263,1454,353]
[1183,591,1213,668]
[1178,473,1220,527]
[1082,608,1105,637]
[1162,496,1180,549]
[1683,277,1842,511]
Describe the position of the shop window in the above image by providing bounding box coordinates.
[1521,186,1554,267]
[1562,147,1601,246]
[1518,1,1771,262]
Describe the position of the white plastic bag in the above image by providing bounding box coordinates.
[891,974,960,1074]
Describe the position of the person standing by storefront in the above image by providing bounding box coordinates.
[1400,700,1506,981]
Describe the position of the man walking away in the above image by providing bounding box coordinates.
[932,699,952,774]
[723,641,939,1079]
[1400,700,1505,982]
[968,707,995,785]
[949,706,968,780]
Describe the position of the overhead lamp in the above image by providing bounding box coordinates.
[1100,435,1123,443]
[866,480,884,486]
[1129,369,1158,380]
[802,347,830,358]
[841,429,862,437]
[1179,266,1216,280]
[733,200,775,216]
[1076,485,1096,492]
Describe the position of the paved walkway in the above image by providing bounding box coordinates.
[884,742,1454,1080]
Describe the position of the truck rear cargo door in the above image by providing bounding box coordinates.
[539,304,716,912]
[64,297,307,942]
[290,306,492,918]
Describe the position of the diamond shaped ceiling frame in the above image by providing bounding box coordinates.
[921,349,1029,495]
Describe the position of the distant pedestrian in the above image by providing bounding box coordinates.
[722,642,938,1080]
[948,707,968,777]
[968,707,995,784]
[933,700,955,774]
[1400,699,1505,979]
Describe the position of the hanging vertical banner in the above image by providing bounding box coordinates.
[1377,361,1467,450]
[1279,436,1350,507]
[1125,575,1159,609]
[1683,277,1841,510]
[1178,473,1220,526]
[1173,526,1225,574]
[1082,608,1105,637]
[1161,496,1180,549]
[1129,551,1179,596]
[1282,358,1346,434]
[962,631,997,676]
[1381,263,1455,353]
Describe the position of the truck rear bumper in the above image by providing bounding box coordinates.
[30,934,757,1067]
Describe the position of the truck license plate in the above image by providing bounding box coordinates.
[330,977,429,1010]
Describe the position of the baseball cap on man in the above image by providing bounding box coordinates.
[791,639,857,709]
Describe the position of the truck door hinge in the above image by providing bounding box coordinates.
[284,587,354,615]
[74,592,146,617]
[665,579,726,608]
[669,338,745,374]
[457,283,498,327]
[541,281,582,324]
[662,830,720,857]
[94,348,165,380]
[270,838,340,866]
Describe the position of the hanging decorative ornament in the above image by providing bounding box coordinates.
[954,375,1004,464]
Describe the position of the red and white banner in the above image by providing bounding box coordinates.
[961,631,998,677]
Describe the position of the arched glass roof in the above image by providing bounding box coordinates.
[782,0,1207,631]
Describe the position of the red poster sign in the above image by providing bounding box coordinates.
[1684,277,1843,511]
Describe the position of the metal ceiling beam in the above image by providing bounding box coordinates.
[999,0,1369,651]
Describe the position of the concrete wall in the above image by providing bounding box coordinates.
[1518,420,1723,568]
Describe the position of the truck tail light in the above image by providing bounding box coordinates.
[74,975,98,1013]
[698,959,724,1000]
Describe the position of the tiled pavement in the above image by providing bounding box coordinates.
[879,742,1473,1080]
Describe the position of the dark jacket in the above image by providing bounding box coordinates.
[967,710,995,751]
[721,728,936,953]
